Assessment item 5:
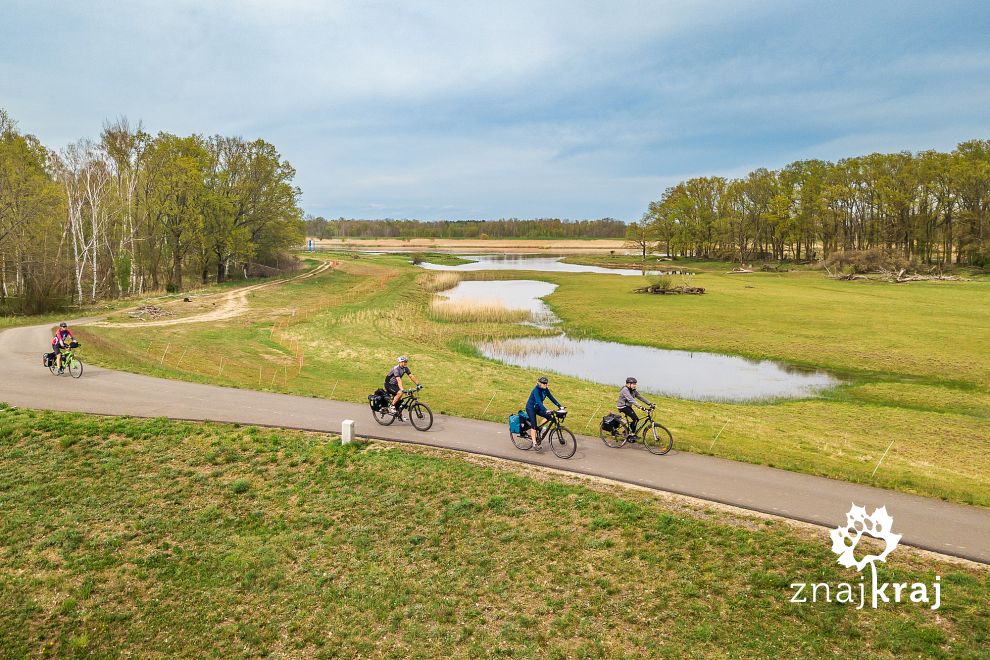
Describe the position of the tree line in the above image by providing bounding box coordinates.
[304,217,626,240]
[633,141,990,266]
[1,109,304,313]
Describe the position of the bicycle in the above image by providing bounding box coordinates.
[510,408,577,459]
[49,342,84,379]
[600,405,673,455]
[371,385,433,431]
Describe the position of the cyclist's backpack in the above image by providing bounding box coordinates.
[508,410,529,434]
[601,413,622,432]
[368,388,388,411]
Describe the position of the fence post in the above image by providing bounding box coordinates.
[481,392,497,417]
[709,420,730,451]
[583,403,602,432]
[871,440,895,478]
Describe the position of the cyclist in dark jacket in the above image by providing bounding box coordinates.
[385,356,420,413]
[525,376,562,449]
[617,377,653,440]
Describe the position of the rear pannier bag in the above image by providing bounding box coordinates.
[601,413,622,432]
[368,388,388,411]
[43,353,54,367]
[508,409,529,434]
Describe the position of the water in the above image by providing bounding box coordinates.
[438,280,559,326]
[420,253,666,276]
[478,335,838,402]
[433,270,836,402]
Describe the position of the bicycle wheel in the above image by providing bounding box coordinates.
[371,403,395,426]
[643,422,673,455]
[69,358,83,379]
[409,402,433,431]
[550,426,577,459]
[600,419,628,448]
[48,359,58,375]
[511,427,535,450]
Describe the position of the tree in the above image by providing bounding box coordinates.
[143,133,210,290]
[624,220,655,260]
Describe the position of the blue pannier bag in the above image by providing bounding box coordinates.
[508,410,529,434]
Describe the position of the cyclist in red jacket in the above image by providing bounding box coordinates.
[51,322,74,373]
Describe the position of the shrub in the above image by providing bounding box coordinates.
[650,276,673,291]
[822,249,917,274]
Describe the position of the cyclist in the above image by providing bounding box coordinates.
[617,377,654,441]
[385,356,420,413]
[525,375,563,450]
[51,322,74,374]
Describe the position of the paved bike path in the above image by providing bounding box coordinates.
[1,321,988,564]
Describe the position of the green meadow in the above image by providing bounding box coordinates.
[73,253,990,506]
[1,407,986,657]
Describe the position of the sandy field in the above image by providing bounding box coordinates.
[308,237,626,253]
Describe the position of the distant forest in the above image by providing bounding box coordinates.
[303,217,627,240]
[309,141,990,268]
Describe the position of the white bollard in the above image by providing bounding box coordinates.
[341,419,355,444]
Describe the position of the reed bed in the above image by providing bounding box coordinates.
[419,271,462,292]
[429,298,532,323]
[477,336,577,358]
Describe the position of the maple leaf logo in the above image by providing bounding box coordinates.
[829,504,902,571]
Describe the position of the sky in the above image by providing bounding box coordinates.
[2,0,989,221]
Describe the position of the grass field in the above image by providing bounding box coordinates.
[1,407,986,657]
[70,253,990,506]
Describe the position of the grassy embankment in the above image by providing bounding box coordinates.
[73,253,990,506]
[1,407,987,657]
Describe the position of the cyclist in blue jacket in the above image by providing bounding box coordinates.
[525,376,563,449]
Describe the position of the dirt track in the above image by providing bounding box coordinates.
[96,261,335,328]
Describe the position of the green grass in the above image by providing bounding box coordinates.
[544,269,990,388]
[0,407,986,657]
[413,252,473,266]
[67,254,990,506]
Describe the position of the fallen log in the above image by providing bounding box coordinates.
[633,285,706,295]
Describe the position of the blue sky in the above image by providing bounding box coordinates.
[3,1,989,220]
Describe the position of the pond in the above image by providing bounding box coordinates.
[420,253,666,276]
[477,335,837,402]
[437,280,559,327]
[439,279,837,402]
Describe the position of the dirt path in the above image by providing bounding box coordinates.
[96,261,335,328]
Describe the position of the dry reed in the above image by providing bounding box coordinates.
[477,337,577,358]
[429,298,532,323]
[419,272,462,292]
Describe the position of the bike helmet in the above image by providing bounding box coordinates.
[59,322,67,328]
[626,377,637,384]
[397,356,408,363]
[537,376,549,384]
